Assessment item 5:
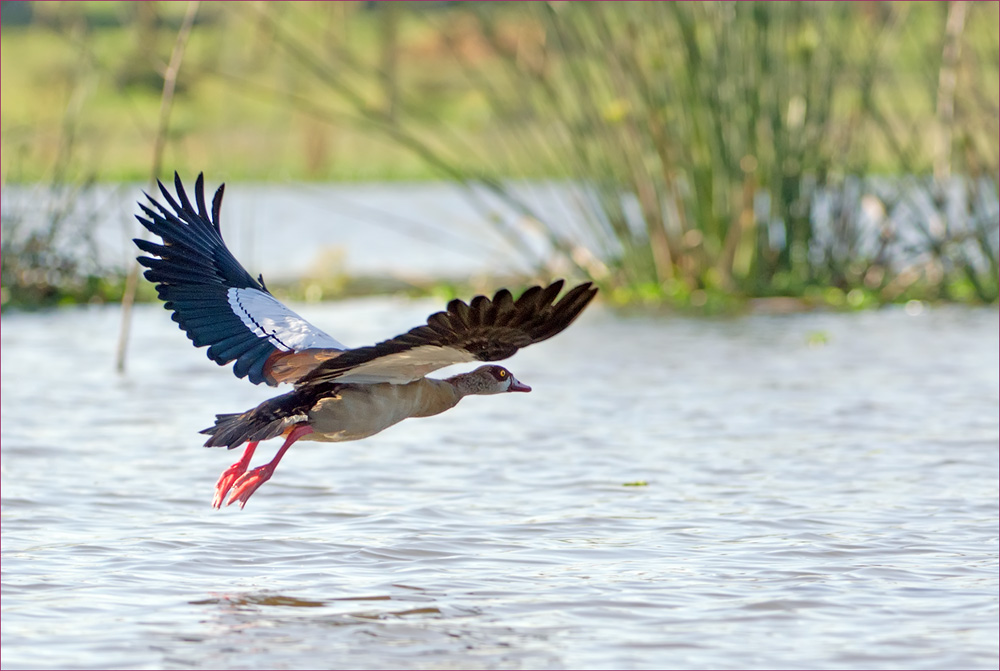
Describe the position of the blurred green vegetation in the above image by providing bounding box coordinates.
[2,1,998,309]
[1,1,549,182]
[3,2,996,182]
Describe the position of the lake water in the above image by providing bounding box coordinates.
[2,300,998,669]
[3,177,997,286]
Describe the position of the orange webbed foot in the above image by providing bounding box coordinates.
[226,465,276,509]
[217,425,313,510]
[212,441,258,509]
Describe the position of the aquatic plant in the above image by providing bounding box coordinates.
[2,2,996,308]
[253,1,998,306]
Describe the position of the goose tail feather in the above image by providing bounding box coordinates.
[199,390,311,448]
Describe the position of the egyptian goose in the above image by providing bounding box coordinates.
[134,174,597,509]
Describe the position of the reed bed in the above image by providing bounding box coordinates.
[254,1,998,306]
[3,2,996,308]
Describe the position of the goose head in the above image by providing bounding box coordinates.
[449,365,531,396]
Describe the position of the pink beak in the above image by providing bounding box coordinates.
[509,378,532,393]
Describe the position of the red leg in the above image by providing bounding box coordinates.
[212,441,258,509]
[227,424,314,509]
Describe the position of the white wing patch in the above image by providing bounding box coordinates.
[335,345,477,384]
[228,287,346,352]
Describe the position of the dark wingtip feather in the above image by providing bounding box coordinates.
[536,279,565,307]
[211,184,225,234]
[486,288,515,325]
[157,178,181,212]
[194,173,209,221]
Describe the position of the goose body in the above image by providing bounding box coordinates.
[309,378,463,441]
[135,174,596,508]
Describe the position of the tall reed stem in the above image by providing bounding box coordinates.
[116,0,201,374]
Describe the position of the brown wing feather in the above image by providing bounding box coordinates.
[264,348,343,385]
[297,280,597,387]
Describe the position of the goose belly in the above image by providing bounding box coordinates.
[304,380,456,442]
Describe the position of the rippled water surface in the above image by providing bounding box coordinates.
[2,301,998,669]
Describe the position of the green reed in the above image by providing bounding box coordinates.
[256,1,997,306]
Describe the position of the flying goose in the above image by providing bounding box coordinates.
[134,174,597,509]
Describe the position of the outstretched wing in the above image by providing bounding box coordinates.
[292,280,598,386]
[134,173,345,386]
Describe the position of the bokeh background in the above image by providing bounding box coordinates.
[2,1,998,310]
